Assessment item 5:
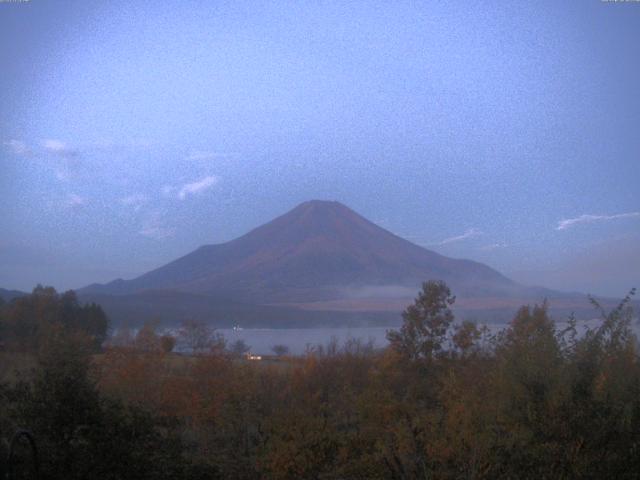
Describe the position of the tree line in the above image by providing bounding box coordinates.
[0,282,638,479]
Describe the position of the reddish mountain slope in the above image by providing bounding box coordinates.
[82,200,520,303]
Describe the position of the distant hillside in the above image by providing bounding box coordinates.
[79,200,610,326]
[0,287,27,302]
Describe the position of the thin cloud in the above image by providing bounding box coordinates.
[185,151,238,161]
[556,212,640,230]
[120,194,149,212]
[438,228,483,245]
[42,139,81,181]
[480,242,509,251]
[43,139,79,158]
[139,212,174,240]
[92,139,153,151]
[55,169,73,181]
[65,193,88,209]
[3,139,32,156]
[177,175,218,200]
[161,185,176,197]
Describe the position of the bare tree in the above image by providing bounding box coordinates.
[229,339,251,356]
[177,319,219,354]
[271,344,289,356]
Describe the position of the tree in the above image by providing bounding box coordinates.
[9,326,193,479]
[560,289,640,477]
[386,280,455,360]
[488,302,566,476]
[1,286,109,352]
[229,339,251,356]
[178,319,223,354]
[12,326,102,478]
[111,322,133,348]
[135,321,160,352]
[159,334,176,354]
[271,344,289,356]
[0,297,5,345]
[452,320,482,357]
[58,290,109,350]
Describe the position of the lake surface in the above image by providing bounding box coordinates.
[214,318,638,355]
[217,326,395,355]
[137,317,639,355]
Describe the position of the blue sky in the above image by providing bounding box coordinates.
[1,0,639,296]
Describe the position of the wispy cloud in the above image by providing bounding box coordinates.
[55,169,73,181]
[120,194,149,212]
[177,175,218,200]
[556,212,640,230]
[43,139,79,159]
[65,193,88,210]
[438,228,483,245]
[41,139,82,181]
[92,139,153,151]
[185,151,238,161]
[139,212,174,240]
[480,242,509,251]
[3,139,32,157]
[161,185,176,197]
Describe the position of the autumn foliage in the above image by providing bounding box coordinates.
[1,283,639,479]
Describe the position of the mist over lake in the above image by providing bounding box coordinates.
[159,318,640,356]
[218,326,392,355]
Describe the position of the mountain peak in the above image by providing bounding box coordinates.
[297,199,344,208]
[259,199,380,243]
[81,200,516,304]
[290,200,354,217]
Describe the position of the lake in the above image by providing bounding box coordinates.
[217,326,394,355]
[127,317,639,356]
[214,318,637,355]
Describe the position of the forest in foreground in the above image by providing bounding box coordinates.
[0,283,638,479]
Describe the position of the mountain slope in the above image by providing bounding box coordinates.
[0,287,28,302]
[82,200,519,303]
[78,200,624,325]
